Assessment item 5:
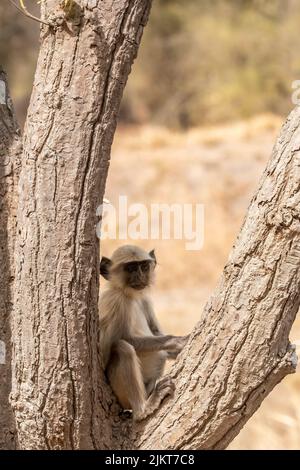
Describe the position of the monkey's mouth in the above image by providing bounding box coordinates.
[129,283,147,290]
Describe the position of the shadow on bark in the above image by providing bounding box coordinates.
[0,67,20,450]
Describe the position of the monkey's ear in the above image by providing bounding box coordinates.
[100,256,112,280]
[149,249,156,264]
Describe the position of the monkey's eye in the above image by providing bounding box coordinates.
[124,262,138,273]
[140,261,150,272]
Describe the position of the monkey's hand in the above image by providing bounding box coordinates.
[165,335,189,357]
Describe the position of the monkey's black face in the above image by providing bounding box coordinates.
[123,260,153,290]
[100,247,157,291]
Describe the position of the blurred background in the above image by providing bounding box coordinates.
[1,0,300,449]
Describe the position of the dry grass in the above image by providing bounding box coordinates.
[102,114,300,449]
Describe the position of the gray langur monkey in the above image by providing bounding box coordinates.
[99,245,188,421]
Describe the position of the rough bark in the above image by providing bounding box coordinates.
[11,0,152,450]
[133,107,300,449]
[0,68,21,449]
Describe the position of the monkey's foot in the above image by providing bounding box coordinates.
[134,376,175,422]
[155,376,175,396]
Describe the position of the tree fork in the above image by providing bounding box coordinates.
[4,0,300,451]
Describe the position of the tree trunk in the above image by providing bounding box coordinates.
[0,68,21,449]
[134,108,300,449]
[10,0,152,450]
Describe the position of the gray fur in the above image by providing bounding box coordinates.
[99,245,188,420]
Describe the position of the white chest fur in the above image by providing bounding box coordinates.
[128,299,166,384]
[130,299,152,337]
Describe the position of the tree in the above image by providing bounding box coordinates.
[0,0,299,450]
[7,0,152,450]
[0,68,21,449]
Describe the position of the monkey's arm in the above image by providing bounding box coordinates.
[142,297,163,336]
[127,334,188,354]
[141,297,189,357]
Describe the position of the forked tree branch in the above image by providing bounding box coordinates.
[5,0,300,450]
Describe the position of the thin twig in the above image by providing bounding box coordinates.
[7,0,50,26]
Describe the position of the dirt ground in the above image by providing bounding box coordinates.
[101,114,300,449]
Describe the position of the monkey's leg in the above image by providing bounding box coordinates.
[144,352,167,396]
[145,379,156,396]
[135,376,175,422]
[107,340,147,418]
